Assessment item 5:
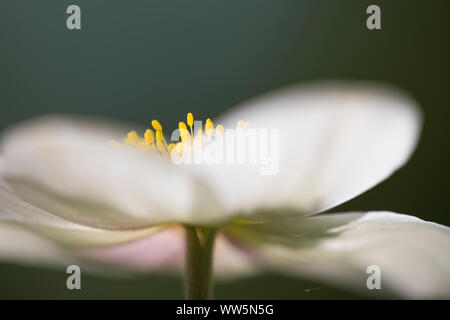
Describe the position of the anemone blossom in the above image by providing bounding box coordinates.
[0,81,448,299]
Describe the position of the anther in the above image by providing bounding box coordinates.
[205,118,214,133]
[126,131,140,145]
[187,113,194,127]
[152,120,163,131]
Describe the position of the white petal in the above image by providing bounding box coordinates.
[0,221,72,266]
[228,211,450,298]
[201,82,421,216]
[0,182,166,247]
[0,115,224,225]
[84,226,255,277]
[0,182,253,274]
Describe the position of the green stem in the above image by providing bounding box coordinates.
[184,225,217,300]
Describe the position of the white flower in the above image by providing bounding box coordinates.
[0,81,448,299]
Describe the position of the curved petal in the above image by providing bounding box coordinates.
[0,220,178,274]
[227,211,450,298]
[0,115,224,226]
[201,82,422,217]
[0,175,254,275]
[0,182,165,248]
[0,221,73,266]
[83,226,256,277]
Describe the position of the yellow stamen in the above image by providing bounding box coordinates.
[144,129,155,146]
[125,130,140,145]
[187,113,194,127]
[120,114,247,159]
[152,119,170,149]
[179,121,191,143]
[205,118,214,134]
[156,130,163,142]
[156,140,166,154]
[187,112,194,136]
[216,124,224,137]
[179,121,187,131]
[155,130,167,153]
[152,120,162,131]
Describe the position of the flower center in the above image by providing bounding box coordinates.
[117,112,248,159]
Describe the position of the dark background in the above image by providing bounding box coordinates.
[0,0,449,299]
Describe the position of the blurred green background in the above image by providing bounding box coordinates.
[0,0,449,299]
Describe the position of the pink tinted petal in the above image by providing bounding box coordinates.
[82,226,256,277]
[84,227,185,271]
[213,234,256,277]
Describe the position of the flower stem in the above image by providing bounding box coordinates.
[184,225,217,300]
